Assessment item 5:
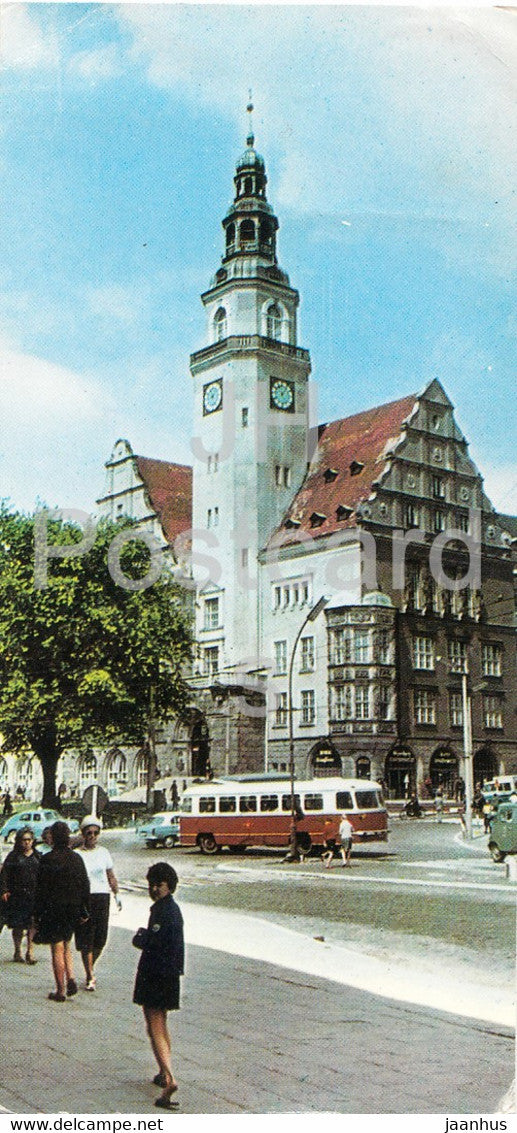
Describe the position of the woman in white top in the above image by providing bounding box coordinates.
[75,814,121,990]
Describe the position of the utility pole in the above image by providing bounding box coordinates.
[461,660,474,839]
[146,682,157,812]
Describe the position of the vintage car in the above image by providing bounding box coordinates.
[136,812,181,849]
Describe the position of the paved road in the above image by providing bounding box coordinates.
[0,899,512,1115]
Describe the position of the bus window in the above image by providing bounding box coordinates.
[336,791,353,810]
[199,796,216,813]
[355,790,379,809]
[304,794,324,811]
[219,796,236,813]
[281,794,301,813]
[239,795,257,813]
[260,795,279,812]
[182,797,192,813]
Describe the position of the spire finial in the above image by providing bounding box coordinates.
[246,89,254,148]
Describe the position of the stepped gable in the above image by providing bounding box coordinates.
[269,393,418,547]
[135,456,192,545]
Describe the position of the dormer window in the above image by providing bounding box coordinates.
[324,468,338,483]
[284,518,301,529]
[310,512,326,528]
[350,461,364,477]
[214,307,227,341]
[336,505,353,521]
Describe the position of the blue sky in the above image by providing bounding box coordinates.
[0,3,515,514]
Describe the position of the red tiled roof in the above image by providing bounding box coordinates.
[135,456,192,546]
[268,393,418,548]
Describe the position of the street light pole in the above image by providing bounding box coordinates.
[287,595,328,860]
[146,682,157,812]
[461,659,474,839]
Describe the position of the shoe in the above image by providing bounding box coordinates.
[25,956,38,965]
[48,992,66,1002]
[66,979,78,997]
[153,1074,167,1088]
[13,954,25,963]
[155,1086,179,1110]
[85,977,96,992]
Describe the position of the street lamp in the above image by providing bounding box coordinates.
[286,595,329,860]
[461,659,474,839]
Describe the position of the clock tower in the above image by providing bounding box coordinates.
[190,108,312,675]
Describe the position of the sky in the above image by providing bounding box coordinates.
[0,2,516,516]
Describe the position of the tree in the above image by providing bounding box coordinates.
[0,507,192,807]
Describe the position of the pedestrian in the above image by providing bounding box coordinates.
[132,862,184,1109]
[337,813,354,866]
[170,781,179,809]
[2,790,13,817]
[321,838,337,868]
[39,827,53,854]
[74,815,122,991]
[33,821,90,1002]
[0,827,41,964]
[435,788,443,822]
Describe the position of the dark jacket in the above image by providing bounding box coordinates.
[34,848,90,919]
[133,894,184,977]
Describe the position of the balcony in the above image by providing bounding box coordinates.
[191,334,310,370]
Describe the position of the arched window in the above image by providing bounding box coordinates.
[266,303,282,340]
[225,223,235,251]
[244,176,253,195]
[355,756,371,780]
[79,754,97,792]
[135,749,149,789]
[107,750,127,797]
[214,307,227,342]
[240,219,255,246]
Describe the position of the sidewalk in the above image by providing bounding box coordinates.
[0,890,513,1114]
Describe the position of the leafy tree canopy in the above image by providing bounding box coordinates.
[0,507,192,806]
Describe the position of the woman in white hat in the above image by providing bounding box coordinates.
[74,815,121,991]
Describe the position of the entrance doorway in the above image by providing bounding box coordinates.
[429,748,458,796]
[309,742,342,778]
[355,756,371,780]
[474,747,497,787]
[191,717,211,778]
[385,747,416,799]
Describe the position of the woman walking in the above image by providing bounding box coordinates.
[75,814,121,991]
[33,821,90,1002]
[132,863,184,1109]
[0,827,41,963]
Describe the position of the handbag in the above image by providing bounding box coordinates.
[132,926,149,950]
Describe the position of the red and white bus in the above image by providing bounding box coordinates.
[179,774,388,855]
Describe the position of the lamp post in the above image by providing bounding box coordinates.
[146,682,157,812]
[461,659,474,839]
[286,595,329,860]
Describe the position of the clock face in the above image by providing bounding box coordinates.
[203,380,223,415]
[270,377,295,412]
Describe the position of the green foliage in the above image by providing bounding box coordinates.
[0,506,192,802]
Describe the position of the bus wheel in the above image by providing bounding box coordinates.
[199,833,219,855]
[489,843,506,863]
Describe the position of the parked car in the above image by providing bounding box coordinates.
[488,801,517,862]
[136,812,181,849]
[0,808,80,843]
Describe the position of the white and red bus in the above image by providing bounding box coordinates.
[179,774,388,855]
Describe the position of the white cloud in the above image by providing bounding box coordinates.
[0,4,58,70]
[87,283,148,326]
[68,43,122,82]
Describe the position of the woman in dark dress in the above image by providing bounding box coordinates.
[33,821,90,1002]
[133,862,184,1109]
[0,826,41,963]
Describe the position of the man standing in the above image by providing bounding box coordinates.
[338,813,354,867]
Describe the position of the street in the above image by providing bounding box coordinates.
[0,818,514,1114]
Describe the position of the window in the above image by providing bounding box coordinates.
[355,686,370,720]
[266,303,282,340]
[204,597,219,630]
[301,690,315,725]
[207,509,212,528]
[199,796,216,813]
[213,453,219,473]
[242,407,249,428]
[405,503,419,528]
[214,307,227,341]
[275,465,282,487]
[241,548,249,570]
[303,794,324,811]
[433,510,446,533]
[354,629,370,664]
[300,636,314,672]
[484,696,503,729]
[413,636,435,670]
[449,692,463,727]
[219,796,236,813]
[283,466,291,488]
[332,629,351,665]
[283,586,290,607]
[239,795,257,812]
[282,794,301,812]
[275,692,288,727]
[273,586,281,610]
[483,644,502,677]
[414,690,436,725]
[432,475,445,499]
[302,583,309,604]
[355,790,379,810]
[456,512,470,533]
[274,640,287,675]
[336,791,353,810]
[350,461,364,476]
[333,684,352,721]
[213,506,219,526]
[204,647,219,677]
[310,512,326,527]
[448,640,467,674]
[260,795,279,812]
[378,686,391,720]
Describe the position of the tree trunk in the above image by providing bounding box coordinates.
[30,729,60,809]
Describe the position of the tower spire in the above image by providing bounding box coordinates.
[246,90,254,147]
